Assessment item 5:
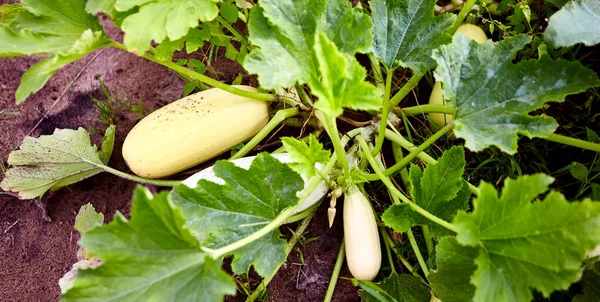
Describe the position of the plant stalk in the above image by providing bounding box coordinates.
[407,228,430,277]
[324,239,346,302]
[230,108,300,159]
[110,42,275,101]
[448,0,479,35]
[216,16,250,48]
[372,72,394,155]
[397,104,455,116]
[317,112,349,176]
[101,165,181,186]
[389,74,424,108]
[544,133,600,153]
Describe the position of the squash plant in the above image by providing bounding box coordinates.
[1,0,600,301]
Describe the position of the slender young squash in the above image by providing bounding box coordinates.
[343,187,381,280]
[180,152,329,218]
[122,86,268,178]
[429,24,488,129]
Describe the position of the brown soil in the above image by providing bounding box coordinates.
[0,9,359,302]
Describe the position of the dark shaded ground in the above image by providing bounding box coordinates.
[0,7,359,302]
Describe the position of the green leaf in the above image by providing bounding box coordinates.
[309,33,382,117]
[382,147,470,237]
[545,0,600,47]
[88,0,219,54]
[62,187,237,301]
[429,237,478,302]
[432,35,600,154]
[153,37,185,60]
[281,135,330,178]
[0,0,109,102]
[592,183,600,201]
[0,4,26,25]
[0,127,113,199]
[452,174,600,301]
[371,0,455,73]
[98,125,116,165]
[169,153,304,277]
[360,273,431,302]
[570,162,589,180]
[74,204,104,236]
[243,0,373,89]
[220,3,238,23]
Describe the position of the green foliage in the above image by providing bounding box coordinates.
[453,174,600,301]
[432,35,600,154]
[282,135,330,178]
[429,237,478,302]
[359,273,431,302]
[545,0,600,47]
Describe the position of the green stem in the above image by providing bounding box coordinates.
[245,211,315,302]
[383,129,480,195]
[357,136,458,233]
[448,0,478,34]
[372,72,394,155]
[421,225,434,256]
[230,108,300,159]
[110,42,275,102]
[544,133,600,153]
[100,165,182,186]
[318,112,349,176]
[324,239,345,302]
[389,74,424,108]
[391,141,411,192]
[381,227,397,275]
[381,229,420,278]
[397,104,455,116]
[407,228,430,277]
[366,123,454,181]
[216,16,250,48]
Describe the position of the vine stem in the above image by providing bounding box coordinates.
[317,111,349,176]
[396,104,455,116]
[230,108,300,159]
[110,42,275,102]
[448,0,478,35]
[324,239,346,302]
[382,129,480,195]
[389,74,424,108]
[380,226,397,275]
[372,72,394,155]
[357,136,458,233]
[381,230,420,278]
[245,211,315,302]
[216,16,250,48]
[407,229,430,277]
[101,165,181,186]
[544,133,600,153]
[207,154,338,258]
[365,123,455,181]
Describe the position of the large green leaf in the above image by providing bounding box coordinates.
[381,147,470,237]
[0,126,115,199]
[429,237,478,302]
[281,135,330,178]
[545,0,600,47]
[371,0,455,73]
[243,0,373,89]
[432,35,600,154]
[309,33,382,117]
[452,174,600,301]
[0,0,109,102]
[62,187,237,301]
[169,153,304,277]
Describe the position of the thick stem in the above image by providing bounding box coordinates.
[448,0,478,34]
[110,42,275,101]
[324,239,346,302]
[317,112,349,176]
[230,108,300,159]
[389,74,424,108]
[372,72,394,155]
[365,123,454,181]
[544,133,600,152]
[397,104,455,116]
[216,16,250,48]
[391,141,411,192]
[245,211,315,302]
[101,165,181,186]
[407,228,430,277]
[383,129,480,195]
[357,137,458,233]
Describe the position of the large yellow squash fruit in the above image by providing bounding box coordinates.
[122,86,269,178]
[429,24,488,129]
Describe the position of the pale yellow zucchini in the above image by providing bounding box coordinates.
[343,188,381,280]
[122,86,268,178]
